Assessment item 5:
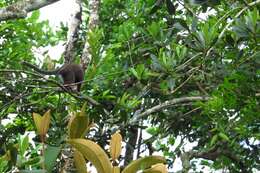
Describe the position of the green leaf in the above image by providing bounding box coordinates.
[210,134,218,146]
[117,21,136,42]
[168,137,175,145]
[0,157,8,172]
[44,145,61,173]
[0,23,12,32]
[218,132,230,141]
[130,68,140,80]
[146,127,158,136]
[28,11,40,22]
[21,156,41,167]
[147,22,160,39]
[19,134,29,156]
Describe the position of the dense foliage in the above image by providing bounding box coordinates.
[0,0,259,172]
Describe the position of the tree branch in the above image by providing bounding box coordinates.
[124,126,138,166]
[168,72,194,95]
[64,0,82,63]
[81,0,100,70]
[0,0,61,21]
[0,69,100,106]
[181,147,249,173]
[129,96,210,125]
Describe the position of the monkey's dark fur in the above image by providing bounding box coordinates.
[22,61,84,92]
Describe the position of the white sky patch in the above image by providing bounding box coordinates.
[47,43,66,60]
[1,113,17,126]
[33,43,66,61]
[39,0,78,29]
[198,9,217,20]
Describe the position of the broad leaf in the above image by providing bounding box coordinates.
[143,163,168,173]
[122,156,166,173]
[68,104,90,138]
[33,110,51,137]
[110,132,122,161]
[44,145,61,173]
[68,139,112,173]
[74,149,88,173]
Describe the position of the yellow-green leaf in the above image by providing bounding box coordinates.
[143,163,168,173]
[68,139,112,173]
[80,103,88,121]
[42,110,51,134]
[210,134,218,146]
[122,156,166,173]
[33,110,51,136]
[33,113,42,135]
[74,149,88,173]
[219,132,229,141]
[112,166,120,173]
[68,112,89,139]
[110,132,122,161]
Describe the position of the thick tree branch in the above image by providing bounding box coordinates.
[124,126,138,166]
[81,0,100,70]
[0,0,61,21]
[64,0,82,63]
[129,96,210,125]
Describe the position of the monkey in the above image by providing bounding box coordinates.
[22,61,84,92]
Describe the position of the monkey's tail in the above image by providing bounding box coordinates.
[21,61,62,75]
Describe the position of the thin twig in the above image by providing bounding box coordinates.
[168,73,194,95]
[181,106,201,118]
[175,53,203,72]
[196,82,209,95]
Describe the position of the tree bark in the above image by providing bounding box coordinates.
[130,96,210,125]
[0,0,61,21]
[124,126,138,166]
[63,0,82,63]
[81,0,100,71]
